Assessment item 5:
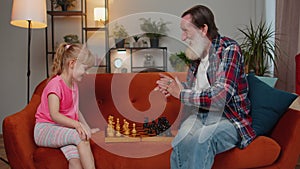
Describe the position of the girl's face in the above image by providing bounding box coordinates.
[73,61,89,82]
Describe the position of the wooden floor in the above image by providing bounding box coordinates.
[0,134,299,169]
[0,134,10,169]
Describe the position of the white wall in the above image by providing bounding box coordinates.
[0,0,46,133]
[108,0,258,41]
[0,0,267,133]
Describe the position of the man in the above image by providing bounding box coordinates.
[155,5,256,169]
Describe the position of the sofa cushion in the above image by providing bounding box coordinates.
[255,75,277,87]
[33,140,172,169]
[213,136,281,168]
[33,147,68,168]
[247,73,297,136]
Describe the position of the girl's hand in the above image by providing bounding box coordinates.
[75,122,91,141]
[91,128,100,134]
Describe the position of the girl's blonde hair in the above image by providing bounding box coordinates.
[50,42,95,79]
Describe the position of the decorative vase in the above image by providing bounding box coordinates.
[60,4,68,11]
[115,39,125,48]
[150,38,159,48]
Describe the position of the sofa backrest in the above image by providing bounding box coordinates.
[79,72,187,130]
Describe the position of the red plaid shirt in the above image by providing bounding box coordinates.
[180,34,256,148]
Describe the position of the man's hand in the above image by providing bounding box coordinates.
[154,73,183,99]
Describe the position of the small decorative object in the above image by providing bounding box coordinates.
[144,54,155,67]
[63,34,80,44]
[169,51,191,72]
[121,68,127,73]
[132,35,141,47]
[51,0,76,11]
[133,35,141,42]
[141,40,148,47]
[139,18,171,48]
[113,58,123,68]
[110,23,129,48]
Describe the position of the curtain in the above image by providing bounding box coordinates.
[275,0,300,92]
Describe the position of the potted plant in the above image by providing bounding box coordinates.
[63,34,80,44]
[139,18,171,48]
[169,51,191,72]
[110,23,129,48]
[238,20,281,77]
[51,0,76,11]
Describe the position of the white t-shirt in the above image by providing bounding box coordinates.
[194,54,210,91]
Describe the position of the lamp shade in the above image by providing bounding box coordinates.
[10,0,47,28]
[94,7,106,21]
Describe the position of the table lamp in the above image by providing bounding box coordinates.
[94,7,106,27]
[10,0,47,103]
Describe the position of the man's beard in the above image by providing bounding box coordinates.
[185,34,210,61]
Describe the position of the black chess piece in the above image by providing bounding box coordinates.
[157,117,172,136]
[143,117,149,129]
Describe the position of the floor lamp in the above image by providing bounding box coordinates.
[10,0,47,103]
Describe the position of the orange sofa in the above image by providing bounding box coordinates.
[3,72,300,169]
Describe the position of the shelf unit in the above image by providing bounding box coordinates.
[45,0,109,76]
[83,0,109,74]
[109,47,168,73]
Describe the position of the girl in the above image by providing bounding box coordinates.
[34,43,98,169]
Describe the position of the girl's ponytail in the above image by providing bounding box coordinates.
[50,43,72,80]
[48,42,95,80]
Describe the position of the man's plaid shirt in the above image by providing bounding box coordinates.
[180,34,256,148]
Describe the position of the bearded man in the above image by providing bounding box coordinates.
[155,5,256,169]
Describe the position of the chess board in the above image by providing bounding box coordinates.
[104,116,176,143]
[104,126,175,143]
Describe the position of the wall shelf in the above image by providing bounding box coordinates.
[47,11,85,16]
[109,47,167,73]
[45,0,109,76]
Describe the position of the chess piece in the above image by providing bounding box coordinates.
[123,119,130,135]
[115,118,121,137]
[143,117,149,129]
[107,115,115,137]
[131,123,137,136]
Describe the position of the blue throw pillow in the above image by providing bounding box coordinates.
[255,75,278,87]
[247,73,297,136]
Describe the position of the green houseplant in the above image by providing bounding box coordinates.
[110,23,129,48]
[169,51,191,72]
[238,20,281,76]
[51,0,76,11]
[63,34,80,44]
[139,18,171,47]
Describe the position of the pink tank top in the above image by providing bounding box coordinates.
[35,75,79,123]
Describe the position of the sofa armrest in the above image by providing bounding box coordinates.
[2,94,43,169]
[268,108,300,169]
[2,79,47,169]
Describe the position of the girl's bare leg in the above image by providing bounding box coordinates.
[77,141,95,169]
[69,158,83,169]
